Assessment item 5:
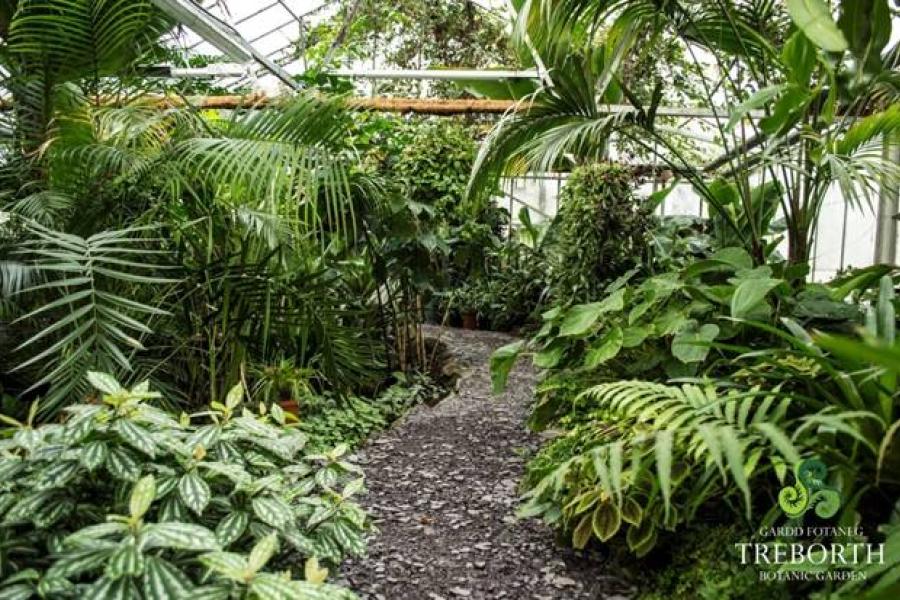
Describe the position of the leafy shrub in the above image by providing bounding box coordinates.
[550,163,653,301]
[513,273,899,567]
[298,375,441,452]
[0,373,367,598]
[634,523,790,600]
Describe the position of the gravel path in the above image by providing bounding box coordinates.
[339,326,632,600]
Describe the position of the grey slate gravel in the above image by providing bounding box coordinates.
[338,326,633,599]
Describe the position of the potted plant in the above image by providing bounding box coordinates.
[251,359,314,417]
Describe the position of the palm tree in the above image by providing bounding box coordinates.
[0,1,387,416]
[470,0,899,268]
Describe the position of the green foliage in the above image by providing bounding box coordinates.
[635,524,790,600]
[298,375,441,452]
[549,163,652,301]
[0,375,365,597]
[519,381,797,555]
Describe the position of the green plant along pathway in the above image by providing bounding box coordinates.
[339,327,631,599]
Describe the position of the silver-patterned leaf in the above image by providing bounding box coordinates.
[105,543,145,580]
[114,420,157,457]
[178,472,211,515]
[81,441,108,470]
[252,496,293,529]
[141,556,193,600]
[34,461,80,490]
[144,522,220,551]
[214,511,249,547]
[105,447,141,482]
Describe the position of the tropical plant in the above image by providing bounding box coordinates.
[548,162,652,301]
[0,373,367,597]
[470,0,900,267]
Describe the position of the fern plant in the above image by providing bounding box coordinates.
[520,380,799,556]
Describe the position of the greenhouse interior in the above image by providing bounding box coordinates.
[0,0,898,598]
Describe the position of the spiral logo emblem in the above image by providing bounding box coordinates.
[778,458,841,518]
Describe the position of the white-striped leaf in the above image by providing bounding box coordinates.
[81,441,108,470]
[248,574,299,600]
[215,511,249,547]
[46,548,114,579]
[197,552,246,581]
[86,371,123,395]
[247,533,278,574]
[186,425,220,453]
[144,523,219,551]
[141,556,193,600]
[105,543,145,579]
[105,447,141,481]
[114,419,157,457]
[84,576,137,600]
[252,496,293,529]
[34,461,80,490]
[178,472,210,515]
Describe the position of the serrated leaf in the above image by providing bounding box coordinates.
[81,441,108,470]
[114,419,157,457]
[197,552,247,581]
[105,543,145,580]
[105,447,141,481]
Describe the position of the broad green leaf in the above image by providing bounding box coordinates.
[247,533,278,574]
[490,340,524,394]
[583,327,623,368]
[86,371,123,395]
[731,278,782,318]
[671,323,719,364]
[591,502,622,542]
[559,303,604,337]
[129,475,156,520]
[533,342,565,369]
[785,0,848,52]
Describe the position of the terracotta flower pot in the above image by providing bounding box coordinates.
[461,312,478,330]
[278,399,300,417]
